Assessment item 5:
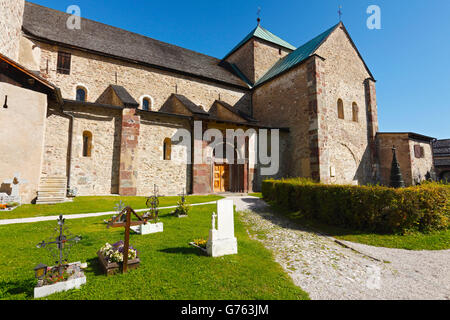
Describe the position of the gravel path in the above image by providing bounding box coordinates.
[230,196,450,300]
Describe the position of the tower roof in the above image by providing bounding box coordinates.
[255,23,339,87]
[223,25,296,60]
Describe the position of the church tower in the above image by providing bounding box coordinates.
[222,24,296,85]
[0,0,25,61]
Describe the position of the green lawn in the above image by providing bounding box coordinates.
[265,201,450,251]
[0,195,223,220]
[248,193,263,199]
[0,205,308,300]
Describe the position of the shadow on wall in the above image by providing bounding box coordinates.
[0,183,12,195]
[110,114,122,194]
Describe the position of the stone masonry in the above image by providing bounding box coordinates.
[0,0,25,61]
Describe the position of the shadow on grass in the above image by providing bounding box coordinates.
[85,257,105,276]
[159,246,204,256]
[0,278,35,299]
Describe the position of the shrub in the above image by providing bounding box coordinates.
[262,179,450,234]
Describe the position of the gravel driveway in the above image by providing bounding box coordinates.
[230,196,450,300]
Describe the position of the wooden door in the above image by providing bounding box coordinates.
[213,164,230,192]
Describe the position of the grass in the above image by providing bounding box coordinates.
[264,200,450,251]
[0,195,223,220]
[248,193,263,198]
[0,205,308,300]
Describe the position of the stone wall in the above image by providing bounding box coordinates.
[41,106,70,179]
[32,41,251,114]
[136,114,191,196]
[253,59,313,180]
[0,82,47,203]
[0,0,25,61]
[377,133,435,186]
[377,133,412,186]
[253,39,290,83]
[409,139,434,184]
[226,39,255,85]
[314,25,374,185]
[64,105,121,196]
[226,38,290,84]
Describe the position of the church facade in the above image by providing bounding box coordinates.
[0,1,436,204]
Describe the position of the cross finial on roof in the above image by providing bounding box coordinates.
[338,5,343,22]
[257,7,261,25]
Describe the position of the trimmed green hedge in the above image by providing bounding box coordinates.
[262,178,450,234]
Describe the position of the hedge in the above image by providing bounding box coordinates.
[262,178,450,234]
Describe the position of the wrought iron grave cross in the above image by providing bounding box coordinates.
[36,215,81,276]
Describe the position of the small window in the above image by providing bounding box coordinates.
[163,138,171,160]
[414,145,425,158]
[142,98,150,111]
[76,87,87,102]
[337,99,344,119]
[57,51,71,75]
[352,102,359,122]
[82,131,92,157]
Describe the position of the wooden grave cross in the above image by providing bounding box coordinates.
[107,207,148,273]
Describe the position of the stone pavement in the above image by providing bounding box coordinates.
[230,195,450,300]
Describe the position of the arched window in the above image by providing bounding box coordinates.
[142,98,150,111]
[76,86,87,102]
[337,99,344,119]
[82,131,92,157]
[163,138,171,160]
[140,95,153,111]
[352,102,359,122]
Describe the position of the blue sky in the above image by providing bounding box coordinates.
[31,0,450,139]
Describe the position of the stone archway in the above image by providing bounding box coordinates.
[329,142,359,185]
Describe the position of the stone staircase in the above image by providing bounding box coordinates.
[36,176,67,204]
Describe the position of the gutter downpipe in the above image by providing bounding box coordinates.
[56,91,75,195]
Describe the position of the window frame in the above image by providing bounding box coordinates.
[337,99,344,119]
[163,138,172,161]
[82,131,93,157]
[352,102,359,122]
[76,87,87,102]
[57,51,72,75]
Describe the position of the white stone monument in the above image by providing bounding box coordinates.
[206,199,238,257]
[130,222,163,235]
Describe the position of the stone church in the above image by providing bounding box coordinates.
[0,1,436,204]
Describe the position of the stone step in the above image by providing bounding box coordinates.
[37,187,67,192]
[36,176,67,204]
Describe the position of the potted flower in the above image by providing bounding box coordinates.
[97,241,140,275]
[189,238,208,254]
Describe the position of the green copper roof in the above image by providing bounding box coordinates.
[255,23,340,87]
[223,25,296,60]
